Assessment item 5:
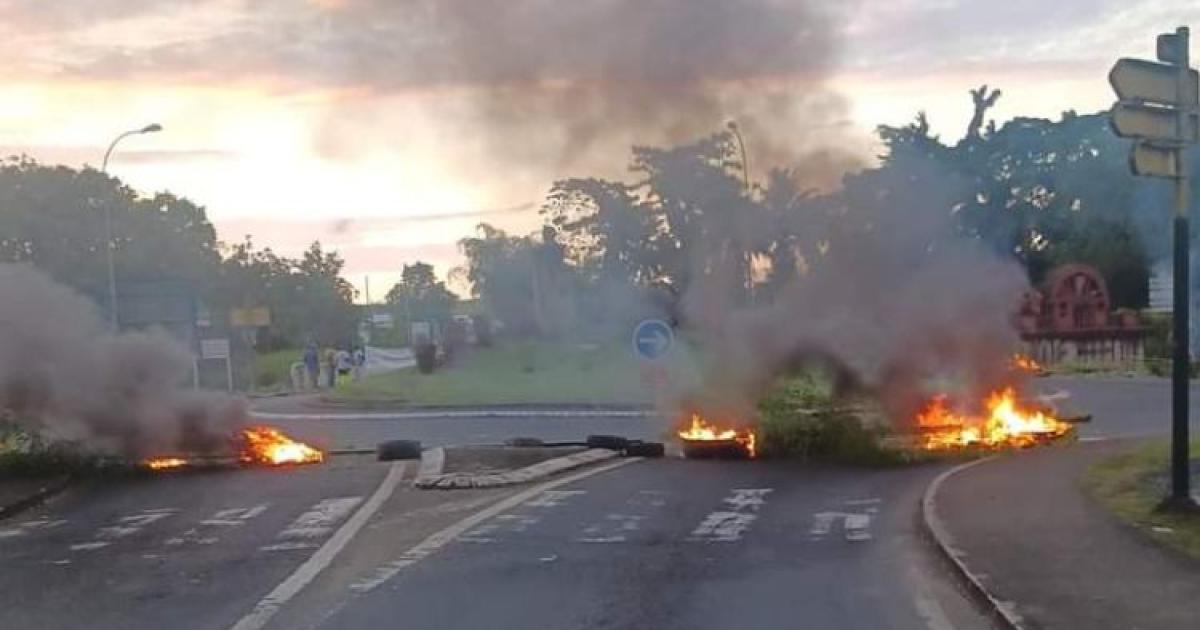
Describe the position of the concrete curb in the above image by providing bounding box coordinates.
[920,456,1027,630]
[0,476,72,522]
[414,448,620,490]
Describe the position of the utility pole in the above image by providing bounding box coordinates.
[1110,26,1199,510]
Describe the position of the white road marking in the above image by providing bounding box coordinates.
[843,513,873,541]
[843,497,882,506]
[0,518,65,540]
[347,457,641,594]
[169,505,271,546]
[259,542,319,552]
[689,488,772,542]
[524,490,586,508]
[70,542,110,551]
[275,497,362,540]
[722,488,772,511]
[689,512,757,542]
[96,509,178,539]
[228,461,408,630]
[809,512,841,537]
[577,513,645,543]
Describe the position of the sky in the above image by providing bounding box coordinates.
[0,0,1197,300]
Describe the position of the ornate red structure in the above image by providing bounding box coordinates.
[1017,264,1144,365]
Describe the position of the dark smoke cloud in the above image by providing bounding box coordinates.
[0,265,245,458]
[34,0,852,172]
[678,159,1030,425]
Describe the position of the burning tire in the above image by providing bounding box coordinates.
[376,439,423,461]
[625,440,665,458]
[586,434,629,451]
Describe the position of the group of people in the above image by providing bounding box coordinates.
[301,342,365,389]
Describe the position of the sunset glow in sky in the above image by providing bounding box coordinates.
[1,0,1196,298]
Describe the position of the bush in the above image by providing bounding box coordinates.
[756,376,904,465]
[415,342,438,374]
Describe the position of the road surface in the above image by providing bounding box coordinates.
[0,374,1175,629]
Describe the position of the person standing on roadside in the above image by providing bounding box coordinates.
[353,346,366,381]
[302,341,320,390]
[335,347,353,386]
[323,346,337,388]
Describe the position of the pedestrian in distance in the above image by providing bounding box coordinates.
[323,346,337,388]
[335,347,353,387]
[302,341,320,390]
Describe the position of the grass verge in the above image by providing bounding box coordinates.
[756,376,914,465]
[252,348,300,393]
[329,340,660,405]
[1084,440,1200,559]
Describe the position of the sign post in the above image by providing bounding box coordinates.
[1110,26,1199,510]
[632,319,673,391]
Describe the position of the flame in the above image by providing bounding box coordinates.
[240,426,324,465]
[917,387,1069,450]
[1011,353,1042,372]
[144,457,188,470]
[677,414,757,457]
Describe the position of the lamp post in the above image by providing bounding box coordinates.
[100,123,162,332]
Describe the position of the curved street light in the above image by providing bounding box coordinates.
[101,123,163,332]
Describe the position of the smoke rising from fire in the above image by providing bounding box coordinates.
[0,265,245,458]
[679,160,1031,425]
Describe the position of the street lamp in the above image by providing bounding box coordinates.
[100,123,162,332]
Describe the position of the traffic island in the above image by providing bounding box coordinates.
[414,446,621,490]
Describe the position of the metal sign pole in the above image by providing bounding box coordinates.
[1170,26,1192,503]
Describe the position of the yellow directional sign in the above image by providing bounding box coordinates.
[1109,58,1199,106]
[1130,142,1179,178]
[1111,102,1198,141]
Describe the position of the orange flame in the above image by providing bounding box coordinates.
[144,457,188,470]
[677,414,757,458]
[240,426,324,465]
[917,387,1069,450]
[1011,353,1042,372]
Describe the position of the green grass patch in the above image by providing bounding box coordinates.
[329,340,663,405]
[1084,440,1200,559]
[755,375,911,465]
[253,348,301,392]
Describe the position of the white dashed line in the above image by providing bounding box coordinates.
[348,457,641,594]
[229,461,408,630]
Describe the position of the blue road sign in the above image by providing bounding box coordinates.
[632,319,673,360]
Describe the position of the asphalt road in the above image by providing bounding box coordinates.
[0,374,1168,630]
[298,458,985,630]
[1039,375,1200,439]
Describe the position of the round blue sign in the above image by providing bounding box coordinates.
[632,319,673,360]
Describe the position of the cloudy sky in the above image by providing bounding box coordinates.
[0,0,1196,298]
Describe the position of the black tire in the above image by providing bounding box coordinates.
[625,441,665,458]
[586,434,629,450]
[376,439,423,461]
[505,437,545,447]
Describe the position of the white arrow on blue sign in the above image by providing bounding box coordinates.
[632,319,673,360]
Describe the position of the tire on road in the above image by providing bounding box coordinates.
[586,434,630,451]
[505,437,545,447]
[376,439,423,461]
[625,441,665,458]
